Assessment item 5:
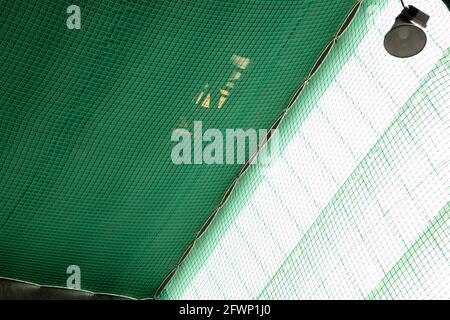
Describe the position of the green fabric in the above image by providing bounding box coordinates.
[368,202,450,299]
[0,0,357,298]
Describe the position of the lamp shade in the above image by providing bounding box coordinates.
[384,14,427,58]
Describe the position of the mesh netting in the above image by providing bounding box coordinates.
[161,0,450,299]
[0,1,358,298]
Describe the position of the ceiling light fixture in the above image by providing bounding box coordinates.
[384,2,430,58]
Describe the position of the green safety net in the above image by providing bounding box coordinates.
[161,0,450,299]
[0,1,359,298]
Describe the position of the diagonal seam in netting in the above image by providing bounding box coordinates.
[153,0,363,299]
